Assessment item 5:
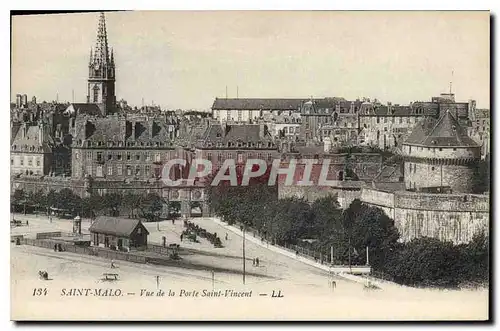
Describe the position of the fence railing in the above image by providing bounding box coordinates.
[21,238,148,264]
[232,220,368,268]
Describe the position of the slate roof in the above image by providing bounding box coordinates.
[64,103,102,117]
[197,123,276,149]
[89,216,149,237]
[212,98,304,111]
[404,110,479,147]
[11,124,54,153]
[72,116,180,146]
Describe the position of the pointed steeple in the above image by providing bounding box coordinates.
[110,47,114,65]
[94,12,109,64]
[89,47,93,65]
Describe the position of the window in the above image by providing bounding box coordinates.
[238,110,242,122]
[86,151,92,159]
[117,164,123,176]
[96,165,103,177]
[406,118,410,124]
[267,153,273,162]
[107,153,112,160]
[86,165,92,175]
[135,166,140,176]
[117,152,122,160]
[439,148,443,151]
[155,153,161,162]
[384,117,387,123]
[93,86,99,103]
[377,118,380,124]
[431,166,435,171]
[107,165,113,176]
[20,158,24,166]
[145,165,150,176]
[399,117,402,124]
[11,158,13,165]
[237,153,243,163]
[126,165,132,176]
[75,152,79,160]
[127,152,131,161]
[146,152,151,161]
[136,153,141,161]
[207,153,212,162]
[28,157,33,166]
[217,153,223,162]
[97,152,103,162]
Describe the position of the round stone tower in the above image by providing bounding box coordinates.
[401,110,481,193]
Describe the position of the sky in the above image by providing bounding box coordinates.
[11,11,490,110]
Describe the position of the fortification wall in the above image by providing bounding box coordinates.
[404,162,479,193]
[360,188,489,244]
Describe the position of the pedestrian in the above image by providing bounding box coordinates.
[172,219,175,225]
[252,258,255,266]
[225,233,228,240]
[180,234,183,242]
[255,257,259,267]
[49,216,52,223]
[295,250,299,258]
[54,244,57,252]
[111,260,116,269]
[26,220,29,226]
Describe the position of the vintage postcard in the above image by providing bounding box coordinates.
[10,10,490,321]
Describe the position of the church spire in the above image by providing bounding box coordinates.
[94,12,109,64]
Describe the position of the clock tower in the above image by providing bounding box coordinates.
[87,12,116,116]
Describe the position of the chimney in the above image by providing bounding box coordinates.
[16,94,22,108]
[149,120,154,139]
[259,124,267,138]
[32,96,37,104]
[20,122,27,139]
[22,94,28,107]
[38,121,44,144]
[131,121,136,140]
[224,122,231,136]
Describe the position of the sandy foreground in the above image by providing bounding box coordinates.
[10,214,489,321]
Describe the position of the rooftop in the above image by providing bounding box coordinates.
[404,110,479,147]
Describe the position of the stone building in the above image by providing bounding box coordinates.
[469,108,490,158]
[71,114,182,181]
[11,121,54,176]
[358,94,473,151]
[211,98,303,123]
[195,121,280,174]
[277,145,383,208]
[401,109,481,194]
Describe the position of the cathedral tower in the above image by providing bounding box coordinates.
[87,12,116,116]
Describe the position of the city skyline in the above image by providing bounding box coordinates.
[12,11,490,109]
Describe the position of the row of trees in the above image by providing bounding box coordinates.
[11,189,181,222]
[208,179,489,288]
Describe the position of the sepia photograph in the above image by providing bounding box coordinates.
[9,10,490,321]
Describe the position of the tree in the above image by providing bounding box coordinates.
[122,192,141,218]
[168,201,181,217]
[272,198,312,245]
[385,237,463,288]
[458,230,489,283]
[341,199,400,269]
[137,193,165,222]
[103,193,122,216]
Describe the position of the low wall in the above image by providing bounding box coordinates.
[36,232,63,240]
